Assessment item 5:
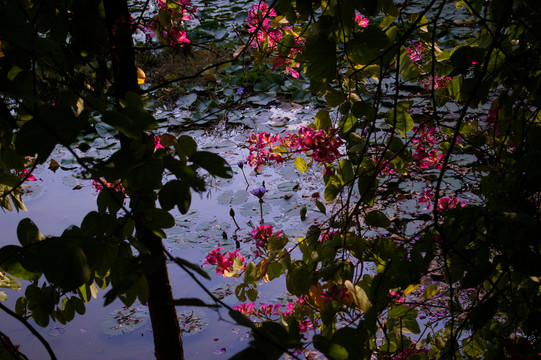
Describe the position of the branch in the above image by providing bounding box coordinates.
[0,302,58,360]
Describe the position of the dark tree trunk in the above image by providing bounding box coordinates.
[103,1,184,359]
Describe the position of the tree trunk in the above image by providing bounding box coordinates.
[103,1,184,359]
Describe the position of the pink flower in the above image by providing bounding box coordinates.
[259,303,282,316]
[389,290,405,304]
[422,75,452,91]
[319,230,341,242]
[233,302,255,315]
[436,197,467,212]
[418,189,435,209]
[355,14,369,28]
[418,149,446,170]
[169,27,190,45]
[203,247,245,277]
[92,178,125,193]
[18,168,36,181]
[251,224,284,251]
[406,41,424,63]
[412,124,436,146]
[298,319,315,333]
[154,136,165,150]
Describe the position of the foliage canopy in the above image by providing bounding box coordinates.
[1,0,541,359]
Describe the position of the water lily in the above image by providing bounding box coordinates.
[251,186,266,199]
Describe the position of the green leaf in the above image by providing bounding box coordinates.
[303,34,337,82]
[337,159,354,185]
[7,66,23,81]
[358,176,378,205]
[385,102,414,138]
[140,208,175,232]
[286,262,312,296]
[344,280,370,312]
[96,189,125,215]
[338,114,357,134]
[314,335,349,360]
[324,183,340,201]
[365,210,391,228]
[268,234,288,251]
[190,151,233,179]
[0,245,41,281]
[423,283,439,299]
[325,89,347,108]
[315,109,333,130]
[0,272,21,290]
[294,157,308,174]
[266,262,285,280]
[315,200,327,215]
[244,262,258,284]
[347,26,390,65]
[40,238,92,291]
[0,291,7,301]
[388,304,414,318]
[17,218,44,247]
[175,135,198,157]
[159,180,192,214]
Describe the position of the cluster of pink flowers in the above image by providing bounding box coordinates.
[232,302,281,316]
[141,0,196,45]
[416,149,446,170]
[245,131,285,169]
[418,189,467,212]
[245,126,343,172]
[406,41,424,63]
[321,284,353,303]
[203,247,245,277]
[245,3,369,78]
[422,75,452,91]
[436,196,467,211]
[245,2,304,78]
[411,124,445,170]
[17,168,36,182]
[251,224,284,253]
[391,344,431,360]
[288,127,343,165]
[319,230,341,242]
[355,14,369,28]
[389,289,405,304]
[92,178,125,193]
[233,297,318,335]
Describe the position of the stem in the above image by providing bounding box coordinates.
[0,302,57,360]
[259,199,264,225]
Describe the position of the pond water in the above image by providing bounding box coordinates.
[0,104,328,359]
[0,0,482,358]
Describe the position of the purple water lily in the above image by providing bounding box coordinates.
[251,187,266,199]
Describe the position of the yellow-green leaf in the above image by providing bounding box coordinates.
[294,157,308,174]
[423,283,439,299]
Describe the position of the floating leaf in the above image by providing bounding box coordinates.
[102,304,149,335]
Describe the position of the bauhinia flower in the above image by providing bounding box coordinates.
[203,247,245,277]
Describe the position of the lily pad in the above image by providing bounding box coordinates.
[239,201,272,218]
[21,183,46,201]
[102,304,149,335]
[217,190,249,206]
[178,309,208,336]
[47,326,66,337]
